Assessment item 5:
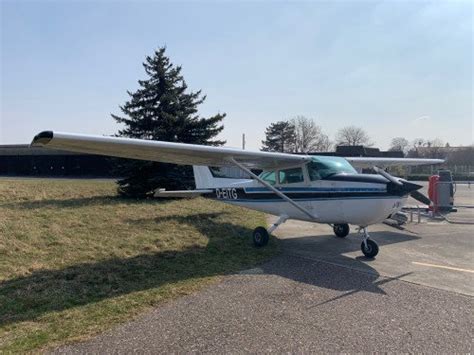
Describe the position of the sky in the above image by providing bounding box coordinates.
[1,0,472,150]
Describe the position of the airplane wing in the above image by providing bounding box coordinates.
[31,131,311,170]
[346,157,444,169]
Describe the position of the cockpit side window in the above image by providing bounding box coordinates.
[279,167,304,184]
[260,171,276,185]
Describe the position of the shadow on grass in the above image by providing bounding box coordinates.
[0,212,270,327]
[1,196,175,209]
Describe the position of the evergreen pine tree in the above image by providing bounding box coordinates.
[112,47,225,197]
[261,121,296,152]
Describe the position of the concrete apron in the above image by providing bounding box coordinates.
[268,216,474,296]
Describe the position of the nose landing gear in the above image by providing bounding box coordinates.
[359,227,379,258]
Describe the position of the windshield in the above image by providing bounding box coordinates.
[308,156,357,180]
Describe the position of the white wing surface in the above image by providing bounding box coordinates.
[31,131,311,169]
[346,157,444,169]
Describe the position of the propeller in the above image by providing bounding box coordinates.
[373,166,431,206]
[409,189,432,206]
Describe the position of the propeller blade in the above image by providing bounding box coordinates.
[410,190,431,206]
[373,166,430,205]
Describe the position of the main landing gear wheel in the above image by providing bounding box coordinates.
[361,239,379,258]
[333,224,350,238]
[253,227,269,247]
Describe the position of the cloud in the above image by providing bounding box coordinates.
[410,116,431,127]
[413,115,430,123]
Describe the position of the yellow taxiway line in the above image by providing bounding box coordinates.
[412,261,474,274]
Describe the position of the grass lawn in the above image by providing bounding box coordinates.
[0,179,278,352]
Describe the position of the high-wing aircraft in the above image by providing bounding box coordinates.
[31,131,443,258]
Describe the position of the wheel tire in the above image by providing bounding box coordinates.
[253,227,269,247]
[361,239,379,258]
[333,223,350,238]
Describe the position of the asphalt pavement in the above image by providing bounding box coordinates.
[55,251,472,353]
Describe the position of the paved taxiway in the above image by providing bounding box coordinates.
[54,183,473,353]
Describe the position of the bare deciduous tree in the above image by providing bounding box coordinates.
[335,126,373,146]
[426,138,444,148]
[413,138,425,148]
[389,137,410,154]
[423,138,445,159]
[408,138,445,158]
[291,116,332,153]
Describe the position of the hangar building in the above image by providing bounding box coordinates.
[0,144,118,177]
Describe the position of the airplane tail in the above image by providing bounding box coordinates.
[193,166,216,189]
[192,165,251,189]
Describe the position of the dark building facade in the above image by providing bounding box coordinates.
[0,145,119,177]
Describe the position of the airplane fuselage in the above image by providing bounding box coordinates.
[205,183,407,226]
[198,173,414,227]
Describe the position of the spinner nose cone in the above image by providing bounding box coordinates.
[387,179,423,196]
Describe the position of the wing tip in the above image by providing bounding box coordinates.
[31,131,53,147]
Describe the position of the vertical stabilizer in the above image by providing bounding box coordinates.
[193,166,215,189]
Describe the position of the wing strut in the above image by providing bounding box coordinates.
[228,158,319,221]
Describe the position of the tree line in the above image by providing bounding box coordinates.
[261,119,470,164]
[387,136,473,162]
[261,119,372,153]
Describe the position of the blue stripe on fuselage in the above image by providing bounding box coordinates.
[216,196,401,203]
[244,187,386,193]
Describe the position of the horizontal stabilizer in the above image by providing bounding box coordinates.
[154,189,213,198]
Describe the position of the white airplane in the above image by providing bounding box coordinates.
[31,131,443,258]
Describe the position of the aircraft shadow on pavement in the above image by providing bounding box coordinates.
[0,213,417,327]
[278,229,420,262]
[258,230,419,306]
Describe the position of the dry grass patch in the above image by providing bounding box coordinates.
[0,179,278,352]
